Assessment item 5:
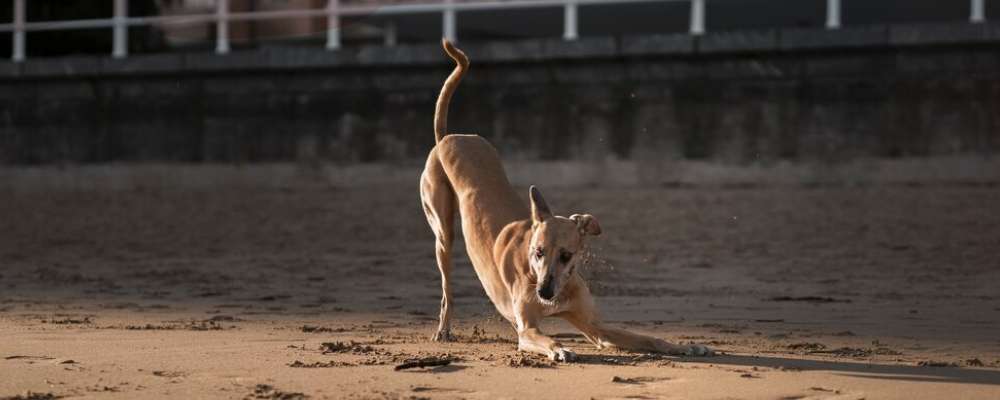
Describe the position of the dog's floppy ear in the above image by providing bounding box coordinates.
[529,185,552,224]
[570,214,602,236]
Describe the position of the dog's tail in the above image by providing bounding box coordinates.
[434,38,469,144]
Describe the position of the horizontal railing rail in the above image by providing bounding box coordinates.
[0,0,989,62]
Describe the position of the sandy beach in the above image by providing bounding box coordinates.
[2,174,999,399]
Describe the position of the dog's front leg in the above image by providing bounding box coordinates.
[516,326,577,362]
[563,294,712,357]
[589,322,712,356]
[513,302,576,362]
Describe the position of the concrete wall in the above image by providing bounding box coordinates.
[1,23,999,165]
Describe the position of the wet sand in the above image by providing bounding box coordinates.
[2,175,999,399]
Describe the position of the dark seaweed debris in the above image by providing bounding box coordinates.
[394,357,452,371]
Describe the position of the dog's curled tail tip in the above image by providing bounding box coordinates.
[434,38,469,144]
[441,38,469,69]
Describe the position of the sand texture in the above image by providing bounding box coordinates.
[2,179,999,399]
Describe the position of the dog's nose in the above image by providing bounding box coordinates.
[537,278,555,300]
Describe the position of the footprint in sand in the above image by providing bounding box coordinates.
[3,355,56,364]
[411,386,475,393]
[410,386,479,399]
[151,370,187,378]
[776,387,865,400]
[611,376,672,385]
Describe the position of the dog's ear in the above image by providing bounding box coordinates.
[529,185,552,224]
[570,214,602,236]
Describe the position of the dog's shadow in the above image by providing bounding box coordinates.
[678,354,1000,386]
[571,352,1000,386]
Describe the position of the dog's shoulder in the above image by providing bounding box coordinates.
[493,219,531,261]
[493,219,532,277]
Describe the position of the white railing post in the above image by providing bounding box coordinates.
[971,0,985,23]
[826,0,841,29]
[384,21,398,47]
[216,0,230,54]
[326,0,340,50]
[563,0,578,41]
[112,0,128,58]
[689,0,705,35]
[443,0,457,42]
[12,0,25,62]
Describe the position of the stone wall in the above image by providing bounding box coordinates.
[1,23,999,165]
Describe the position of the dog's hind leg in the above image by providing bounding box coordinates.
[420,150,458,342]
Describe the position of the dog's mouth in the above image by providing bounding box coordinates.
[536,293,558,305]
[537,276,557,303]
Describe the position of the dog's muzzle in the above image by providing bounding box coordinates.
[537,276,556,301]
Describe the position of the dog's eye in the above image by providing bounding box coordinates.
[560,251,573,264]
[534,248,544,259]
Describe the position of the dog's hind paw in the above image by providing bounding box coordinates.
[431,329,455,342]
[684,345,714,357]
[551,348,578,363]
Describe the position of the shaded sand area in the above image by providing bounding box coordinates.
[2,178,999,399]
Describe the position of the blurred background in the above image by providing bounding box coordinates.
[0,0,997,186]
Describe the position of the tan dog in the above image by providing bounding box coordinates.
[420,39,712,361]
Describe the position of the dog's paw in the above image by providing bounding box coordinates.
[550,348,578,363]
[684,345,714,357]
[431,329,455,342]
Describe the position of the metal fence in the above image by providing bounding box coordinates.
[0,0,990,62]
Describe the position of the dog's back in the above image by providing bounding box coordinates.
[429,39,529,246]
[436,135,528,245]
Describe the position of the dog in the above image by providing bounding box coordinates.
[420,39,712,361]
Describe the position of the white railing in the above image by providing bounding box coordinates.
[0,0,990,62]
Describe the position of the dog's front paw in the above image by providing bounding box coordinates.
[550,348,578,363]
[431,329,455,342]
[684,345,714,357]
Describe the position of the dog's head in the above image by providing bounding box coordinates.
[527,185,601,304]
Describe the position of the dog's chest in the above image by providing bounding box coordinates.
[540,300,573,317]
